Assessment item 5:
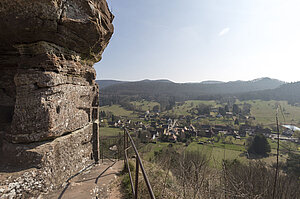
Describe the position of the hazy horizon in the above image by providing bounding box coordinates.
[97,76,291,84]
[95,0,300,83]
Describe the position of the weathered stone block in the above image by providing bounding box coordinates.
[7,70,98,143]
[0,123,94,198]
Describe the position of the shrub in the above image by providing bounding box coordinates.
[223,160,300,199]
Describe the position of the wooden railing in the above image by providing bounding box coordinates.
[123,128,156,199]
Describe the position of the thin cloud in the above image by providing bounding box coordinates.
[218,27,230,36]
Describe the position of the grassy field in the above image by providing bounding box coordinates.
[139,137,294,169]
[140,141,245,168]
[186,142,246,167]
[194,136,246,151]
[131,100,160,112]
[100,105,138,117]
[140,142,175,161]
[100,127,123,137]
[164,100,218,116]
[139,140,246,168]
[237,100,300,125]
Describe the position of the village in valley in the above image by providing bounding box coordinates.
[105,111,298,144]
[100,99,300,164]
[97,77,300,198]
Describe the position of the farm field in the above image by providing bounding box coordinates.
[139,139,291,169]
[139,140,247,168]
[237,100,300,125]
[130,100,160,112]
[100,105,137,117]
[100,127,123,137]
[164,100,218,116]
[186,142,246,167]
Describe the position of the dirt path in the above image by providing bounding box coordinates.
[45,160,123,199]
[107,179,123,199]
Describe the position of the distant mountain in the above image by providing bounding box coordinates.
[200,80,224,84]
[96,79,174,89]
[224,77,284,92]
[99,77,285,101]
[248,77,285,88]
[96,80,126,89]
[139,79,174,83]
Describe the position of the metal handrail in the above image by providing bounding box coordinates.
[124,128,156,199]
[99,133,123,163]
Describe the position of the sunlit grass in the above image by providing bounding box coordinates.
[130,100,160,112]
[238,100,300,125]
[100,104,137,117]
[100,127,123,137]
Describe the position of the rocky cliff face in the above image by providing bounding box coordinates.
[0,0,113,198]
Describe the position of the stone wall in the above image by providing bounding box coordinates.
[0,0,113,198]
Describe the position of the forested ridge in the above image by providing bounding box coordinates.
[98,78,300,106]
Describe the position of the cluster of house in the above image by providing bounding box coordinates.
[102,111,300,144]
[129,118,256,143]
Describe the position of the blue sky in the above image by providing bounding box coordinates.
[95,0,300,83]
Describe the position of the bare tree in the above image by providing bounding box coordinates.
[223,160,300,199]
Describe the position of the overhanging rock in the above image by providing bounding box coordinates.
[0,0,113,198]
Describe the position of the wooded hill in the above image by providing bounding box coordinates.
[97,77,300,105]
[238,81,300,105]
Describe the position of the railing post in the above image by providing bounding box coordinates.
[118,131,121,160]
[127,133,129,153]
[124,128,156,199]
[92,107,100,163]
[124,129,126,166]
[99,134,102,161]
[135,156,139,199]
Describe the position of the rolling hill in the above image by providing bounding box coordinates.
[97,77,300,107]
[238,81,300,104]
[96,80,126,89]
[98,77,284,97]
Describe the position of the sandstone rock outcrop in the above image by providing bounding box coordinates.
[0,0,113,198]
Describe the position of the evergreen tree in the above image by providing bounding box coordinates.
[247,134,271,156]
[232,104,240,115]
[234,118,240,125]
